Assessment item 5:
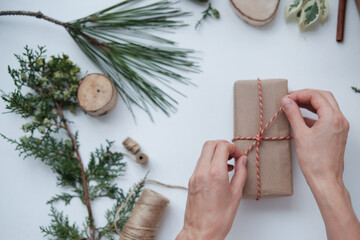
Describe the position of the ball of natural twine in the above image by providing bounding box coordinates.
[120,189,169,240]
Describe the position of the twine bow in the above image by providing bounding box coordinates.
[232,78,292,200]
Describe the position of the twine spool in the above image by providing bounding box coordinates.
[136,153,148,165]
[123,137,141,154]
[120,189,169,240]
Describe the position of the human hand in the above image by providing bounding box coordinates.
[176,140,247,240]
[280,89,349,186]
[281,89,360,240]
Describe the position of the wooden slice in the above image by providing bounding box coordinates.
[77,73,118,116]
[230,0,280,26]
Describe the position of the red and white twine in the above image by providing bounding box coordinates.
[232,79,292,200]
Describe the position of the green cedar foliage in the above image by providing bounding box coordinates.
[352,86,360,94]
[1,46,143,240]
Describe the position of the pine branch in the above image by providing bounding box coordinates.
[0,0,200,119]
[0,11,69,27]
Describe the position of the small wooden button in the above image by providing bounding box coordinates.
[77,73,118,116]
[136,153,148,165]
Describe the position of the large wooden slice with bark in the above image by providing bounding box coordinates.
[230,0,280,26]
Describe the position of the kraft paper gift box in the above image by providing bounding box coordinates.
[233,79,293,199]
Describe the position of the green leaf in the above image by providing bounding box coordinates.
[285,0,303,19]
[299,0,320,29]
[319,0,329,23]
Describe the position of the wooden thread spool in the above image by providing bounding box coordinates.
[77,73,118,116]
[136,153,148,165]
[120,189,169,240]
[122,137,141,154]
[123,137,149,165]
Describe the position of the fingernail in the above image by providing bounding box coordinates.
[281,96,292,109]
[239,155,247,166]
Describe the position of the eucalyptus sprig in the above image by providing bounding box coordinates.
[1,46,144,240]
[0,0,199,119]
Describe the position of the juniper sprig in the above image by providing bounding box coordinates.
[1,46,143,240]
[352,86,360,94]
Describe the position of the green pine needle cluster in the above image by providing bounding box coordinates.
[1,46,144,240]
[66,0,200,119]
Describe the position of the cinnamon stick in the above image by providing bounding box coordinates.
[336,0,347,42]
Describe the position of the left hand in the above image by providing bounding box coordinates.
[176,140,248,240]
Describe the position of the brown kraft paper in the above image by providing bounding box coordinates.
[233,79,293,199]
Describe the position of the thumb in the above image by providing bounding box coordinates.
[281,96,306,132]
[230,155,248,202]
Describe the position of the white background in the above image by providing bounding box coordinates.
[0,0,359,239]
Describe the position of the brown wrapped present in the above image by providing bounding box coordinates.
[233,79,292,200]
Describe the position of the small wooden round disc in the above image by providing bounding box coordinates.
[77,73,118,116]
[136,153,148,165]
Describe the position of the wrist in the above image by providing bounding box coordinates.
[306,175,353,212]
[176,229,204,240]
[176,228,224,240]
[306,175,360,239]
[306,174,345,195]
[308,175,353,219]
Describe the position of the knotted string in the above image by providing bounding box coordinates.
[232,78,292,200]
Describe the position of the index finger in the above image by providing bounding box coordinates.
[194,140,228,172]
[288,89,333,119]
[212,142,243,172]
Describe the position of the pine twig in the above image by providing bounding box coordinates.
[0,10,69,27]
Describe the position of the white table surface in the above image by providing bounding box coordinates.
[1,0,359,239]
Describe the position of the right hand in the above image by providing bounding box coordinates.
[280,89,349,185]
[281,89,360,240]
